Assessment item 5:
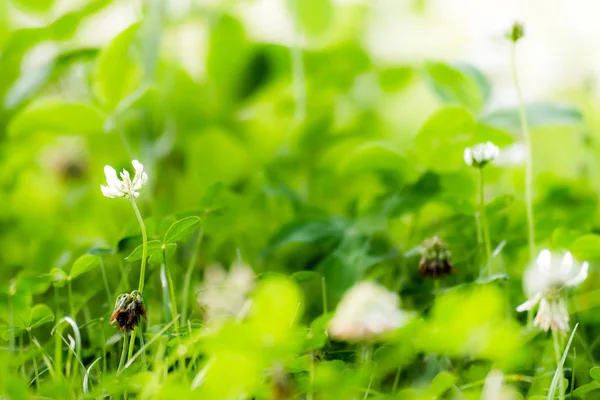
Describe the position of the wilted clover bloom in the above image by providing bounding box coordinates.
[464,142,500,168]
[110,290,147,331]
[197,262,255,323]
[516,249,589,333]
[101,160,148,199]
[419,236,455,279]
[328,281,410,342]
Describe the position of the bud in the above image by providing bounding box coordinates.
[418,236,454,279]
[505,22,525,43]
[110,290,147,331]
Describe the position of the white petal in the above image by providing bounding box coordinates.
[101,185,123,198]
[464,148,473,166]
[561,251,574,274]
[516,292,541,312]
[104,165,121,186]
[536,249,552,272]
[566,261,589,287]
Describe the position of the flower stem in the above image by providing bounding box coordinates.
[162,249,179,331]
[127,197,148,370]
[129,197,148,293]
[510,42,535,261]
[182,228,203,323]
[117,332,129,374]
[28,330,40,390]
[479,167,493,275]
[552,329,566,400]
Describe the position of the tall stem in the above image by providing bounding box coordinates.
[510,43,535,260]
[182,229,203,323]
[162,249,179,330]
[552,330,566,400]
[117,332,129,374]
[127,197,148,368]
[28,330,40,390]
[479,167,492,275]
[129,197,148,293]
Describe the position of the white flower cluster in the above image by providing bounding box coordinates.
[516,249,589,333]
[197,262,255,323]
[101,160,148,199]
[328,281,410,342]
[464,142,500,168]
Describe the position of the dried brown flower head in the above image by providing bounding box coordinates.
[418,236,454,279]
[110,290,147,331]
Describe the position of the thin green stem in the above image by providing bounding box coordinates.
[392,366,401,394]
[28,330,40,390]
[553,329,566,400]
[479,167,492,276]
[8,294,15,353]
[68,279,75,319]
[162,249,179,331]
[129,197,148,293]
[117,332,129,374]
[127,328,136,365]
[510,43,535,261]
[321,277,328,314]
[182,229,203,323]
[434,280,440,296]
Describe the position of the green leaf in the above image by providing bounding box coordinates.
[377,66,414,92]
[290,0,333,36]
[428,371,457,396]
[423,61,485,112]
[590,366,600,383]
[573,381,600,397]
[199,182,225,212]
[69,254,100,280]
[339,142,414,177]
[570,235,600,261]
[292,271,322,282]
[482,102,584,131]
[8,100,106,137]
[264,217,347,254]
[415,106,475,173]
[29,304,54,329]
[126,240,163,262]
[163,216,202,244]
[92,23,141,110]
[48,268,68,288]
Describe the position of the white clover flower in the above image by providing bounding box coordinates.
[464,142,500,168]
[100,160,148,199]
[328,281,410,342]
[481,370,521,400]
[516,249,589,333]
[197,262,255,323]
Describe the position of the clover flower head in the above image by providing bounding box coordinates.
[197,262,255,323]
[464,142,500,168]
[328,281,410,342]
[516,249,589,333]
[110,290,147,331]
[101,160,148,199]
[419,236,455,279]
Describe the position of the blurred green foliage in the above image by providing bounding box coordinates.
[0,0,600,399]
